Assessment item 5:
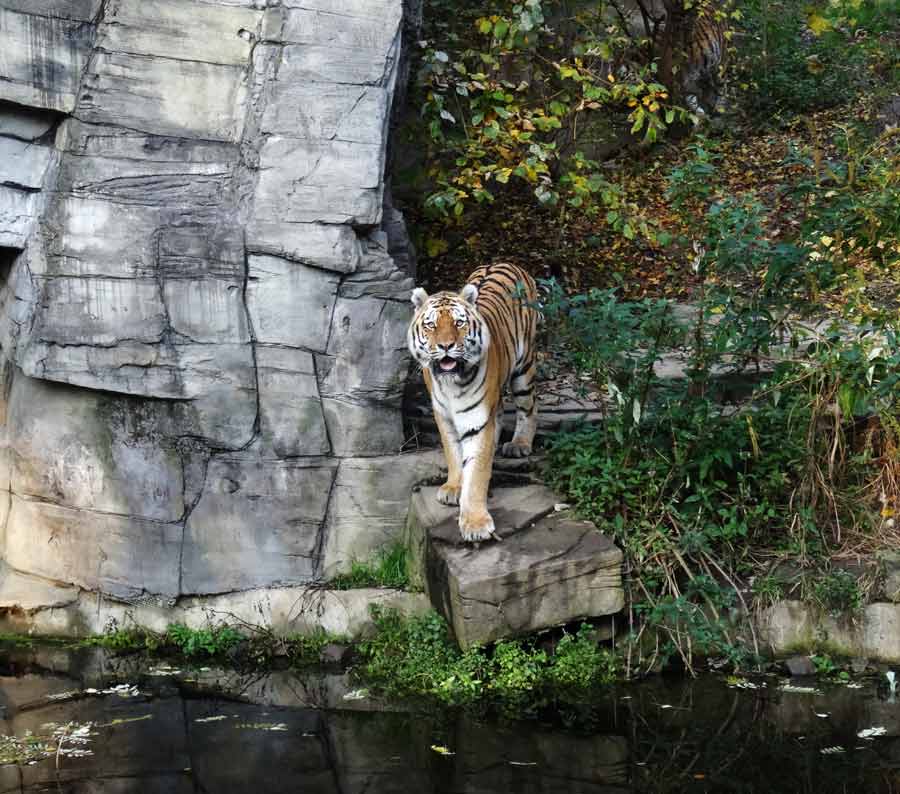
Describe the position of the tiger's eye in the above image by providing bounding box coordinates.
[455,318,466,328]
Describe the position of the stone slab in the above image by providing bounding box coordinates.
[181,453,339,594]
[7,373,185,522]
[0,565,78,612]
[5,495,182,600]
[246,254,339,350]
[79,50,248,141]
[0,185,38,248]
[407,486,624,648]
[256,346,331,457]
[99,0,261,66]
[0,0,102,21]
[245,222,363,274]
[758,599,900,662]
[0,580,429,640]
[0,8,95,112]
[0,137,53,189]
[260,83,390,145]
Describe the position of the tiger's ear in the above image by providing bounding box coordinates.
[411,288,429,309]
[460,284,478,306]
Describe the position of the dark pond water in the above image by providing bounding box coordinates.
[0,643,898,793]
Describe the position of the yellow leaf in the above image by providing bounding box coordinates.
[425,237,449,257]
[820,235,834,248]
[807,12,831,36]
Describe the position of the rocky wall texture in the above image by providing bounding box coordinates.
[0,0,433,611]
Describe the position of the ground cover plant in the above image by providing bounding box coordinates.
[357,607,618,706]
[82,622,340,668]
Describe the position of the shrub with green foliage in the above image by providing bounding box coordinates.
[540,127,900,672]
[357,608,618,705]
[733,0,900,122]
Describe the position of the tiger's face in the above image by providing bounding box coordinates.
[408,285,489,379]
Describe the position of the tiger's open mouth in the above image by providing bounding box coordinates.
[433,356,462,376]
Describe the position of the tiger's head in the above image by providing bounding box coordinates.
[407,285,489,380]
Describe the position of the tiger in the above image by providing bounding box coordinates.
[408,262,539,542]
[680,3,728,116]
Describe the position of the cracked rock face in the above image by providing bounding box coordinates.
[0,0,418,605]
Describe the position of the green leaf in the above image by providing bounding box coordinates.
[494,20,509,39]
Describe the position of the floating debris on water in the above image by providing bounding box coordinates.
[780,684,821,694]
[857,726,887,739]
[820,746,846,755]
[726,677,765,690]
[235,723,288,732]
[509,760,537,766]
[342,688,370,701]
[46,690,79,701]
[430,745,454,756]
[844,682,864,689]
[148,666,182,676]
[194,715,229,723]
[815,713,830,718]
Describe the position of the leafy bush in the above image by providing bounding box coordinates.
[810,569,864,617]
[165,623,243,658]
[412,0,692,233]
[733,0,900,122]
[357,608,618,705]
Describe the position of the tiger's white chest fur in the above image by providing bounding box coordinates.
[429,359,495,440]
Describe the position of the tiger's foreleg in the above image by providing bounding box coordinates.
[501,365,537,458]
[433,409,462,506]
[458,411,500,542]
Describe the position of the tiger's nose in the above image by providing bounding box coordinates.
[437,342,453,353]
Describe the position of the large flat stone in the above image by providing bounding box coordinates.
[0,185,39,248]
[758,599,900,662]
[253,137,383,227]
[407,486,624,649]
[181,452,339,594]
[5,494,182,600]
[7,373,185,522]
[79,50,248,141]
[99,0,261,66]
[0,137,53,189]
[256,346,331,457]
[246,254,339,350]
[0,7,95,112]
[0,580,429,640]
[245,222,363,274]
[260,83,390,145]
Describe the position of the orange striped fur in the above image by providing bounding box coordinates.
[408,263,539,542]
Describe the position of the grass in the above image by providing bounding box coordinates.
[329,543,411,590]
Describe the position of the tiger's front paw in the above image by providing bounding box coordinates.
[500,439,532,458]
[436,483,461,506]
[459,509,495,543]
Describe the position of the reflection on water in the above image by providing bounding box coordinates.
[0,643,898,793]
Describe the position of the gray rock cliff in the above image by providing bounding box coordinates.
[0,0,430,610]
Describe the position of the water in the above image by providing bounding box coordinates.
[0,643,898,793]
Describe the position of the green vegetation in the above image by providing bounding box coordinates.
[734,0,900,123]
[357,607,617,705]
[329,543,412,590]
[83,622,340,667]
